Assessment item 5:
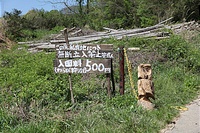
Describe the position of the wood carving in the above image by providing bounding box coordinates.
[138,64,155,110]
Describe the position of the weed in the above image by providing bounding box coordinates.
[0,34,199,132]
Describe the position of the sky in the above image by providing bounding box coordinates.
[0,0,69,17]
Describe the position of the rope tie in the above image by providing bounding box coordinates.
[124,48,138,99]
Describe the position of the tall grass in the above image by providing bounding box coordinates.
[0,34,199,132]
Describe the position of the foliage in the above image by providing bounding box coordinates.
[87,0,136,29]
[24,9,65,30]
[0,33,200,132]
[173,0,200,22]
[87,0,200,30]
[0,108,19,131]
[149,35,200,72]
[2,0,200,41]
[1,2,200,132]
[3,9,71,41]
[3,9,27,41]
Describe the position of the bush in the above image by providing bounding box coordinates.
[0,34,200,132]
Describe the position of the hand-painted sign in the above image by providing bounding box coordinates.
[56,44,113,59]
[54,44,113,74]
[55,44,113,51]
[54,59,111,74]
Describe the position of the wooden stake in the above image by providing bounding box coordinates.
[119,46,124,95]
[106,73,111,98]
[111,59,115,96]
[63,28,75,104]
[69,73,74,104]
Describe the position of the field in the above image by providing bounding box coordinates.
[0,33,200,132]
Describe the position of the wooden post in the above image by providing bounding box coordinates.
[107,59,115,98]
[119,46,124,95]
[111,59,115,96]
[63,28,69,43]
[63,28,75,104]
[69,74,74,104]
[106,73,111,98]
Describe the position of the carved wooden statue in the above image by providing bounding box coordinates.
[138,64,155,110]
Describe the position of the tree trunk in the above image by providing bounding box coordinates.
[78,0,83,16]
[86,0,90,14]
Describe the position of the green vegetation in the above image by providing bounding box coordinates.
[0,0,200,132]
[0,33,200,132]
[2,0,200,41]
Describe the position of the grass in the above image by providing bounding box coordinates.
[0,34,200,133]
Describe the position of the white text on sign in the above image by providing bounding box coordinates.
[54,59,111,74]
[56,44,113,59]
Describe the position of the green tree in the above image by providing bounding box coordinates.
[88,0,136,29]
[3,9,27,41]
[25,9,66,29]
[45,10,64,29]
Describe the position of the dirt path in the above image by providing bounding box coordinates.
[161,95,200,133]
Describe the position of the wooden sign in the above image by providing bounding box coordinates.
[56,44,113,59]
[54,59,111,74]
[53,29,114,102]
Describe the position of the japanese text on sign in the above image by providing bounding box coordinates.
[56,44,113,59]
[54,59,111,74]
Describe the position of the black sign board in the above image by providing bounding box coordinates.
[54,59,111,74]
